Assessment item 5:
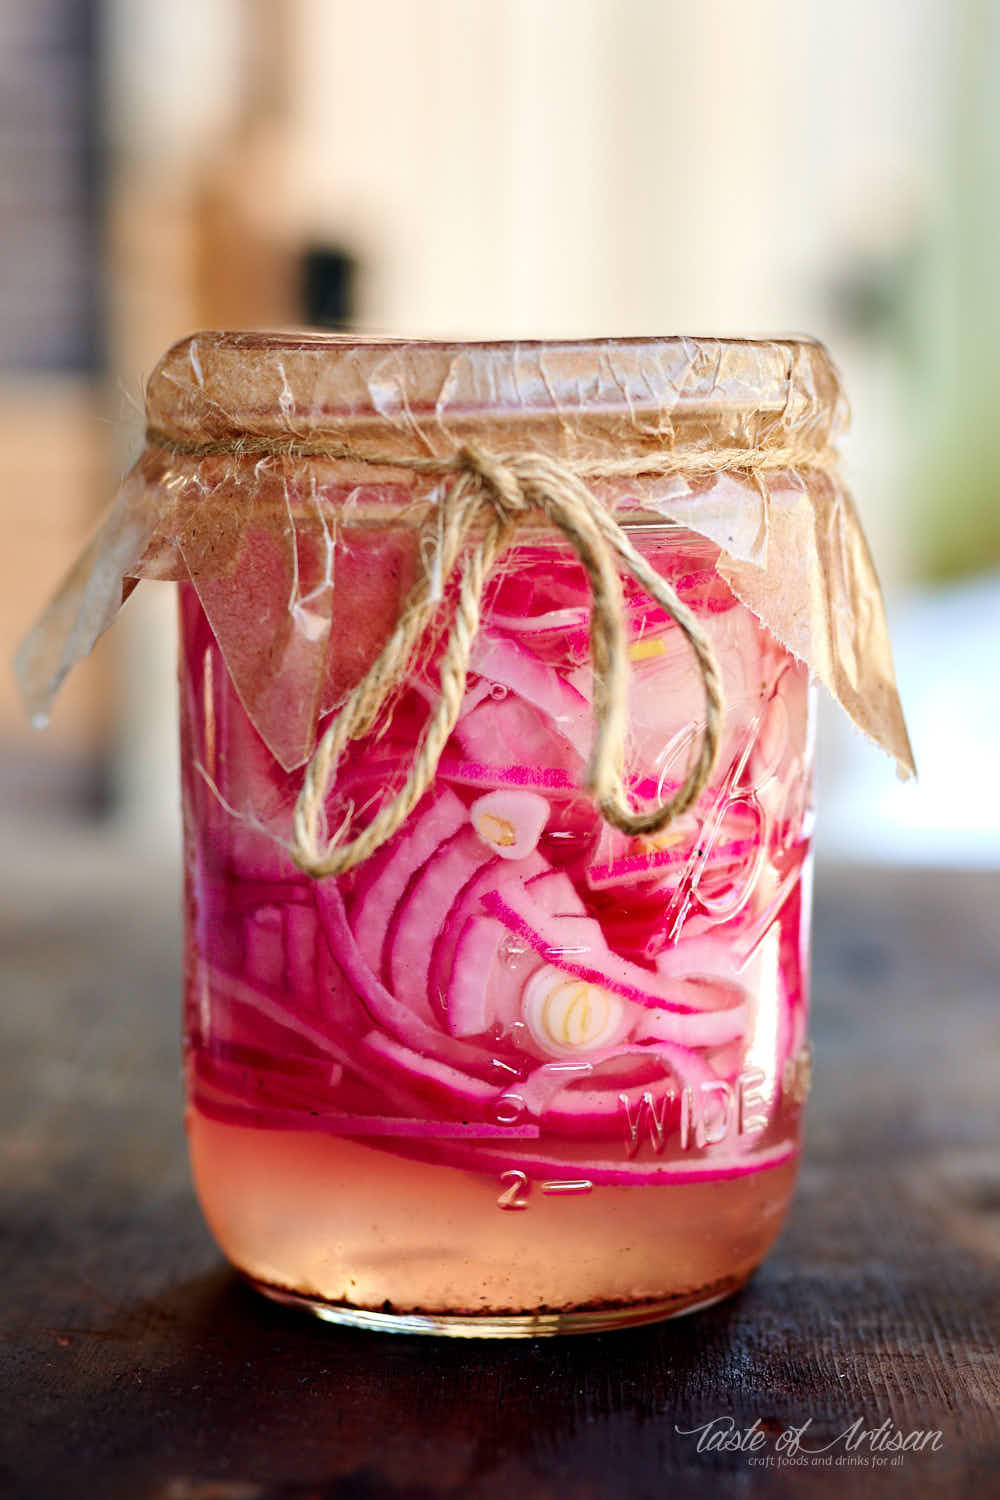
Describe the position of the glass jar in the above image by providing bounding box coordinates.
[18,332,913,1336]
[171,334,819,1336]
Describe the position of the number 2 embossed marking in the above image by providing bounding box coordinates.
[497,1172,594,1209]
[497,1169,530,1210]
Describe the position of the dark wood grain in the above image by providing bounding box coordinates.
[1,833,997,1500]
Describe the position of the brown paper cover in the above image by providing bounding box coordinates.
[15,331,915,779]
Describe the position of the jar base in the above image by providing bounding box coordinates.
[245,1272,751,1338]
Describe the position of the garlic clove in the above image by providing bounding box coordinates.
[521,963,628,1057]
[470,789,549,860]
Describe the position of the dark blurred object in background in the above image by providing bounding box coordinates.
[301,246,357,329]
[0,0,103,372]
[0,0,112,819]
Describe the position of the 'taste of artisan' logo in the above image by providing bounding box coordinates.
[675,1415,945,1469]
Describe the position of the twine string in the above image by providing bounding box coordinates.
[286,440,726,878]
[145,427,835,483]
[145,424,833,878]
[293,466,514,876]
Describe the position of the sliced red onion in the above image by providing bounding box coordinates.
[480,883,703,1016]
[469,631,592,744]
[524,869,587,915]
[200,964,411,1104]
[193,537,806,1198]
[724,853,807,970]
[190,1089,545,1142]
[505,1058,597,1117]
[429,849,548,1009]
[385,1134,799,1186]
[705,1039,746,1083]
[409,671,493,720]
[347,787,467,980]
[303,1115,541,1139]
[284,903,319,997]
[315,878,499,1077]
[193,1047,344,1116]
[569,599,762,779]
[584,834,755,893]
[221,878,313,915]
[454,696,584,776]
[508,1039,716,1121]
[358,1030,502,1112]
[487,605,588,635]
[632,999,747,1049]
[387,828,493,1017]
[492,957,545,1034]
[444,916,509,1037]
[206,1037,341,1078]
[243,906,285,989]
[435,756,579,795]
[654,937,744,985]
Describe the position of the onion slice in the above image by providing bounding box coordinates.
[480,882,704,1016]
[384,1134,799,1186]
[347,787,467,980]
[435,756,579,795]
[358,1030,502,1112]
[315,878,498,1076]
[470,631,592,745]
[443,915,514,1037]
[386,828,493,1018]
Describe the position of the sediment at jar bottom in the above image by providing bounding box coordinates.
[188,1111,798,1317]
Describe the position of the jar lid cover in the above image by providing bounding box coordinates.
[146,331,847,465]
[15,330,914,783]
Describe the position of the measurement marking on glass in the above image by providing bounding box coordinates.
[540,1179,593,1196]
[497,1169,530,1210]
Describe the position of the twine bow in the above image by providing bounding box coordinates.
[290,442,725,878]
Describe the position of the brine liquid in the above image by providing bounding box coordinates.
[179,531,814,1331]
[189,1116,798,1319]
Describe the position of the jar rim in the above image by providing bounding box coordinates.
[145,330,847,461]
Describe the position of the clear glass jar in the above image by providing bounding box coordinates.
[170,333,820,1336]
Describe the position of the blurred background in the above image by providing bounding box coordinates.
[2,0,998,865]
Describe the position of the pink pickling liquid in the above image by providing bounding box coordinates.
[179,531,815,1333]
[188,1118,798,1318]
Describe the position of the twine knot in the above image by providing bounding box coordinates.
[454,441,531,522]
[290,442,725,879]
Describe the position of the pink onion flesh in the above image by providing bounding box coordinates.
[192,537,809,1189]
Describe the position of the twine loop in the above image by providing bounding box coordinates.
[289,440,726,878]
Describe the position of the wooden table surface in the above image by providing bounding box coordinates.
[2,830,997,1500]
